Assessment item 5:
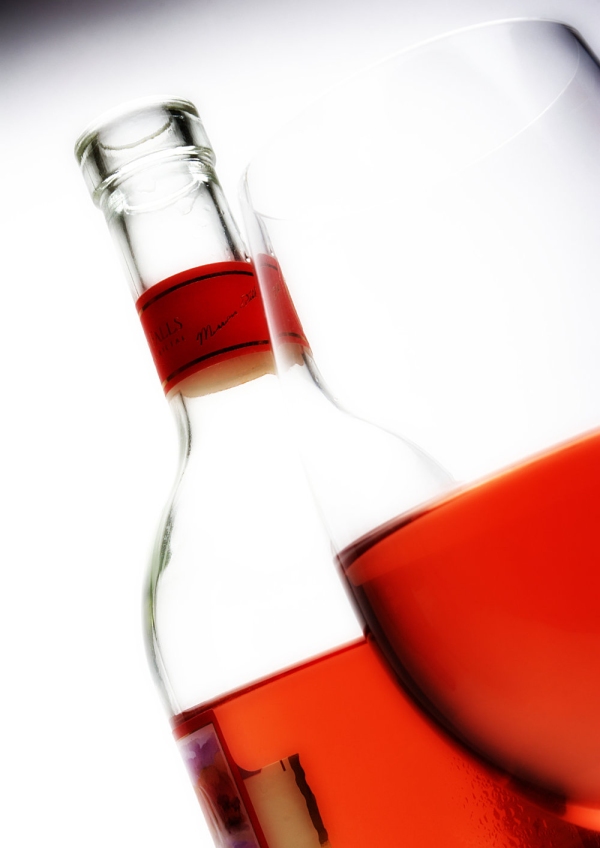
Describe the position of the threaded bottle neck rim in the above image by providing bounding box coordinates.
[75,97,216,205]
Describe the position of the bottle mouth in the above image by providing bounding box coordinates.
[75,96,216,204]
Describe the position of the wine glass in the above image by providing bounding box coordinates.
[242,19,600,832]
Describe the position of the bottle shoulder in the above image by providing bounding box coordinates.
[145,373,362,714]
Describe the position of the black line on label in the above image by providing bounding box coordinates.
[139,269,255,314]
[164,339,270,386]
[277,332,307,342]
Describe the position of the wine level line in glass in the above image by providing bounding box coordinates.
[340,427,600,831]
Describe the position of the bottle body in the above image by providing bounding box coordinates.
[75,98,600,848]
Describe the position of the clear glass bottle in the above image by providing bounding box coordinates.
[75,98,598,848]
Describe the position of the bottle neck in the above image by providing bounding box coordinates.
[86,109,309,408]
[168,360,276,452]
[101,155,247,300]
[95,149,282,403]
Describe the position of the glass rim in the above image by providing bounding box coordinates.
[242,16,584,223]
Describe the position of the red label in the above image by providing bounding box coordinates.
[137,259,309,394]
[136,261,270,394]
[254,254,310,351]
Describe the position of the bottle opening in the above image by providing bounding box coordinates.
[74,97,215,204]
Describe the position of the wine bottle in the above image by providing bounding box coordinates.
[75,97,598,848]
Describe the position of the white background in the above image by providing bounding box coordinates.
[1,1,599,846]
